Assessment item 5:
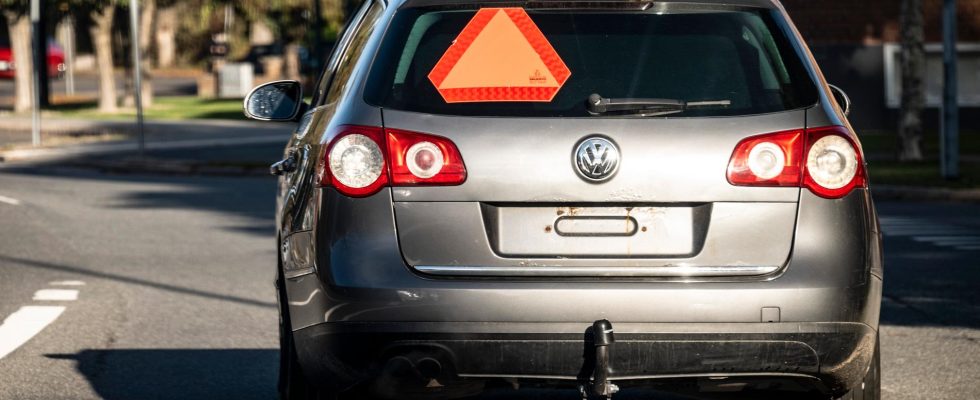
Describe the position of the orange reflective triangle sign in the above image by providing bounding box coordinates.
[428,8,571,103]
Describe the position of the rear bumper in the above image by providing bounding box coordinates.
[293,321,876,396]
[283,187,882,396]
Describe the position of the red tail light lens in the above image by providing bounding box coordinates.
[317,125,466,197]
[727,130,804,187]
[728,126,866,199]
[387,129,467,185]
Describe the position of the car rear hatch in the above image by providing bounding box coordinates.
[366,1,819,277]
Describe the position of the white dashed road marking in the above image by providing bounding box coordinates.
[33,289,79,301]
[880,217,980,252]
[0,281,84,360]
[0,195,21,206]
[0,306,66,359]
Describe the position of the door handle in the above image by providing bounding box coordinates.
[270,151,299,176]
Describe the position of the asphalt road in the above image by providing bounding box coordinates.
[0,160,977,399]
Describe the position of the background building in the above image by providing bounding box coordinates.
[784,0,980,130]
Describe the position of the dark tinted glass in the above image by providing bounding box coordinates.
[322,1,385,106]
[365,7,818,117]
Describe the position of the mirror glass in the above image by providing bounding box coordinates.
[828,84,851,116]
[245,81,302,121]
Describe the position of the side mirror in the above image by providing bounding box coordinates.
[244,80,306,121]
[828,84,851,117]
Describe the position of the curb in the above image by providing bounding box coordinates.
[873,185,980,203]
[0,136,286,163]
[65,157,271,177]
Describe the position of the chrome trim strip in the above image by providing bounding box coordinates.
[414,265,780,277]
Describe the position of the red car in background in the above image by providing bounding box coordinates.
[0,40,66,79]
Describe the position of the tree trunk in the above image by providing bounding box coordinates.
[899,0,925,161]
[138,0,155,107]
[4,11,33,113]
[155,5,177,68]
[90,5,118,113]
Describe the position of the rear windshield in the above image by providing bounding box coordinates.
[365,5,818,117]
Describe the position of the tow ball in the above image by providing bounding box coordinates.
[580,319,619,399]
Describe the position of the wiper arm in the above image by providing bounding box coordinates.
[586,93,731,116]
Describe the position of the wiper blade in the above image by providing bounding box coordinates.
[587,93,684,115]
[586,93,731,116]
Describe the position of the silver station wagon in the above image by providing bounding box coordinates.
[245,0,883,399]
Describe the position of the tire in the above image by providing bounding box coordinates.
[835,334,881,400]
[278,271,337,400]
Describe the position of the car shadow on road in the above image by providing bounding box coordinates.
[47,349,278,400]
[45,347,826,400]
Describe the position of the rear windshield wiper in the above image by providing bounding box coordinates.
[586,93,731,117]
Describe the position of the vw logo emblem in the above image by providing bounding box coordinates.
[574,136,620,182]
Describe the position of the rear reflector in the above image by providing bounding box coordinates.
[727,126,866,199]
[317,125,466,197]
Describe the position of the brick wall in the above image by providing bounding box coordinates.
[781,0,980,44]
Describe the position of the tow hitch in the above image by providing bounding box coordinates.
[580,319,619,399]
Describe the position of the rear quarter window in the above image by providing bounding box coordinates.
[365,5,818,117]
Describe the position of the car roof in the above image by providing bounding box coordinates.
[393,0,781,10]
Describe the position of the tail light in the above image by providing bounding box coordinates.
[317,125,467,197]
[318,125,389,197]
[802,126,866,198]
[387,128,467,185]
[726,130,804,187]
[727,126,866,199]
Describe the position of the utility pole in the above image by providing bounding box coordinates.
[129,0,145,155]
[30,0,42,147]
[941,0,959,179]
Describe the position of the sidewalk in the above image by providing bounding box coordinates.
[0,116,293,163]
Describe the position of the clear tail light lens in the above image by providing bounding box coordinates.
[802,126,866,198]
[317,125,466,197]
[747,141,787,180]
[728,126,866,199]
[405,142,444,179]
[319,126,389,197]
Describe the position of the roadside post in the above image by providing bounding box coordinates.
[941,0,959,179]
[129,0,146,155]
